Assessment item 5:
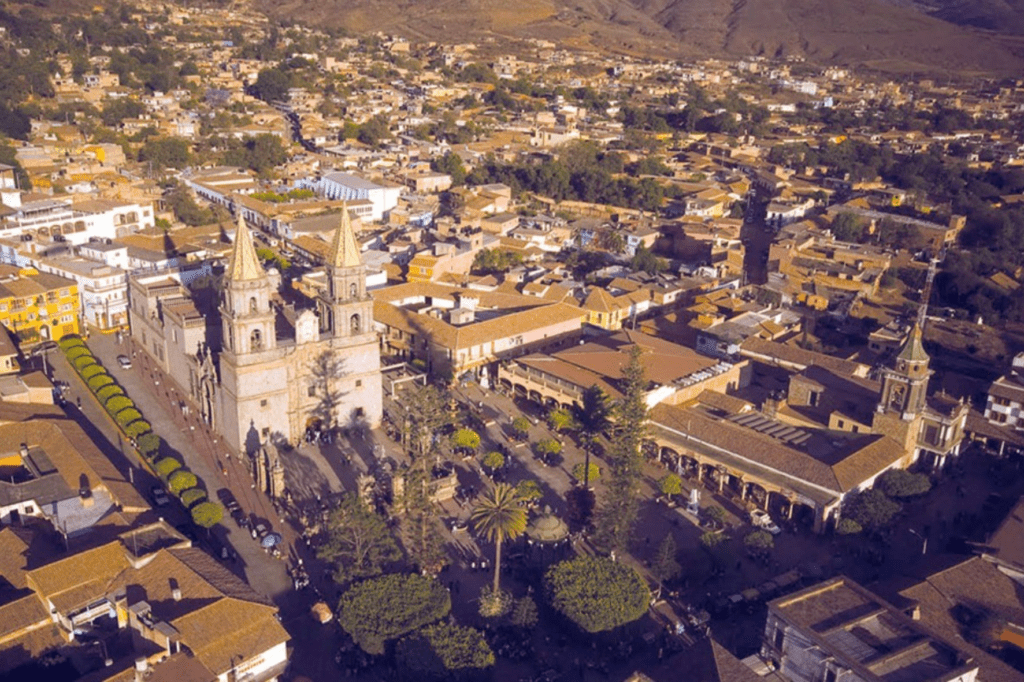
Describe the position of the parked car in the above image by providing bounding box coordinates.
[117,355,132,369]
[151,486,169,507]
[750,509,782,535]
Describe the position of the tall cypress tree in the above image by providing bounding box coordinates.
[594,345,648,554]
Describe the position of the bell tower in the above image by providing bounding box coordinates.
[878,323,930,418]
[320,204,373,339]
[221,213,275,356]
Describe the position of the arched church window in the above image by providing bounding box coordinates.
[249,297,258,313]
[350,314,361,334]
[350,282,358,299]
[250,328,262,351]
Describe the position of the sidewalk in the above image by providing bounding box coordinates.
[84,330,293,600]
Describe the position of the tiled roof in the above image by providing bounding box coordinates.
[25,542,129,606]
[174,599,288,675]
[900,558,1024,682]
[740,337,866,377]
[226,214,265,282]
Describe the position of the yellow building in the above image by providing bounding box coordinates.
[0,266,80,346]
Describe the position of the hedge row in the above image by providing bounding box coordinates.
[59,336,222,528]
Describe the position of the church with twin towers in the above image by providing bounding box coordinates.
[129,206,383,455]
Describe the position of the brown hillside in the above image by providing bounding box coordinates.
[257,0,1024,74]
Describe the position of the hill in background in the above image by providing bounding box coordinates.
[257,0,1024,74]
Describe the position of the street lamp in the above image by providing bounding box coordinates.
[908,528,928,555]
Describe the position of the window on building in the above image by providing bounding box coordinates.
[824,669,837,682]
[809,391,820,407]
[261,427,270,437]
[308,385,316,397]
[350,283,358,299]
[249,297,258,313]
[355,379,362,388]
[773,627,785,650]
[260,399,268,407]
[250,328,262,351]
[350,314,360,334]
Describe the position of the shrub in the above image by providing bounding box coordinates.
[105,395,134,415]
[96,384,125,403]
[514,479,542,504]
[137,432,161,458]
[74,355,98,371]
[80,364,106,380]
[116,408,143,427]
[59,336,84,351]
[179,487,207,508]
[168,469,198,495]
[535,438,562,456]
[65,346,91,360]
[544,556,649,633]
[125,420,151,440]
[481,451,505,471]
[155,456,182,478]
[511,416,531,439]
[837,518,863,535]
[191,501,223,528]
[572,462,600,483]
[88,374,114,391]
[659,473,683,497]
[878,469,932,499]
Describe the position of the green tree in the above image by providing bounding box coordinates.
[878,469,932,499]
[510,415,531,441]
[167,469,197,495]
[572,462,600,484]
[704,505,726,529]
[155,457,181,478]
[254,67,290,102]
[572,384,612,490]
[535,438,562,457]
[844,488,902,531]
[836,518,863,535]
[743,530,774,557]
[547,407,573,433]
[831,212,867,242]
[510,595,539,629]
[471,483,527,595]
[139,137,191,169]
[451,427,481,452]
[514,479,542,505]
[651,534,681,585]
[190,501,223,528]
[337,573,451,654]
[179,488,207,508]
[317,493,401,585]
[166,183,213,226]
[481,450,505,473]
[243,134,288,176]
[631,244,666,275]
[545,556,650,633]
[594,346,647,554]
[700,531,725,550]
[431,151,466,186]
[395,622,494,677]
[659,473,683,497]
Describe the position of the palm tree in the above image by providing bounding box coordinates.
[573,384,612,490]
[471,483,527,593]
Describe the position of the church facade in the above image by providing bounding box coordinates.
[128,209,382,453]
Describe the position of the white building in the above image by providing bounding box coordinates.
[0,195,155,245]
[299,171,402,222]
[984,352,1024,430]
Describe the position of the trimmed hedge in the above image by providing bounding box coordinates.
[80,364,106,381]
[88,374,114,391]
[96,384,125,403]
[59,336,84,351]
[105,395,134,415]
[115,408,143,427]
[125,420,151,440]
[168,470,198,495]
[179,487,207,509]
[191,501,223,529]
[74,355,97,371]
[155,457,182,478]
[137,432,161,459]
[66,346,91,360]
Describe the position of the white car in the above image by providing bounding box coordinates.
[750,509,782,535]
[117,355,132,369]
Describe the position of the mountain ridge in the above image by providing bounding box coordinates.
[256,0,1024,74]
